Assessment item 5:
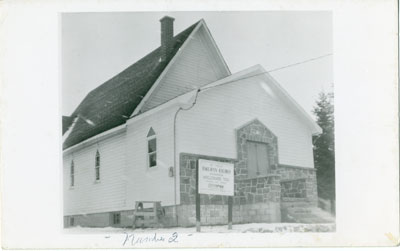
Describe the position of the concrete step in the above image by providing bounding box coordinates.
[282,205,335,224]
[282,202,314,208]
[291,209,313,214]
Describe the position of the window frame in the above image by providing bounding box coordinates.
[112,212,121,225]
[95,150,100,181]
[70,160,75,187]
[147,128,157,169]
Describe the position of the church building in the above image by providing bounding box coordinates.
[62,16,330,228]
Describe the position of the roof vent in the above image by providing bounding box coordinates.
[160,16,175,62]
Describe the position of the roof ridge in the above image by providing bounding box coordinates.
[63,19,200,149]
[70,20,200,118]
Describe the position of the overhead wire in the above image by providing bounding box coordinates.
[201,53,332,92]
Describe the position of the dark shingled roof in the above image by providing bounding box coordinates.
[62,116,74,134]
[63,21,199,150]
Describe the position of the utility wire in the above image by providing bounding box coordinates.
[267,53,332,73]
[201,53,332,92]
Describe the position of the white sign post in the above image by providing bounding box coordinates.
[196,159,234,232]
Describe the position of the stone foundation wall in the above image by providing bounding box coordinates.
[160,206,177,227]
[281,178,307,198]
[179,153,282,225]
[234,202,281,224]
[176,202,281,227]
[277,165,318,206]
[64,210,135,228]
[180,153,281,205]
[65,201,281,228]
[65,207,180,228]
[234,176,281,204]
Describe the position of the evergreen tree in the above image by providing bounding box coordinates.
[312,91,335,213]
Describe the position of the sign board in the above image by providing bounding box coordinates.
[198,159,234,196]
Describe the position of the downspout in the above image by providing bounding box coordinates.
[173,89,200,226]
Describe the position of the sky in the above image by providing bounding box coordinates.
[62,11,333,118]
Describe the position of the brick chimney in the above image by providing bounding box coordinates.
[160,16,175,62]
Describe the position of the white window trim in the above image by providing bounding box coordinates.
[147,134,157,169]
[95,150,100,182]
[70,160,75,188]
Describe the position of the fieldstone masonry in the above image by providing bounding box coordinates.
[180,153,283,206]
[234,175,281,204]
[179,153,282,226]
[277,165,318,206]
[281,178,307,198]
[176,203,281,227]
[177,119,318,227]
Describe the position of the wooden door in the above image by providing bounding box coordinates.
[247,141,269,177]
[256,142,269,176]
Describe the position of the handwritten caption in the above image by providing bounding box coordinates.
[122,232,178,246]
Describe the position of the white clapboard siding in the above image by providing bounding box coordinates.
[176,77,315,168]
[142,26,229,112]
[125,106,177,208]
[63,131,127,215]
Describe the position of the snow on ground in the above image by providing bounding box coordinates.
[65,223,335,234]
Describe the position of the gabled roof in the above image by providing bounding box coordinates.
[199,65,322,135]
[62,116,74,134]
[131,19,231,116]
[63,21,199,150]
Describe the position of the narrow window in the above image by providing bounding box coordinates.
[113,213,121,225]
[95,150,100,181]
[70,217,74,226]
[70,160,74,187]
[147,128,157,168]
[247,141,269,178]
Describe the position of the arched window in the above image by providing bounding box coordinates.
[70,160,75,187]
[95,150,100,181]
[147,128,157,168]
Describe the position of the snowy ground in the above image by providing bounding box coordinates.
[65,223,335,234]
